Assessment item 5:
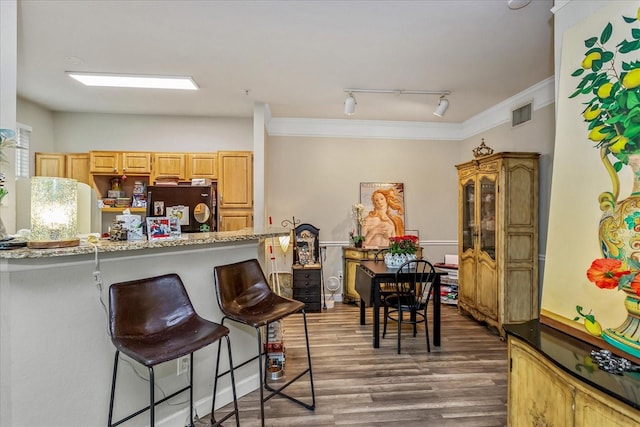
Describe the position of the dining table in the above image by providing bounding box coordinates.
[354,260,446,349]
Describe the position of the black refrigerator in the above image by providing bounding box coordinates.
[146,184,217,232]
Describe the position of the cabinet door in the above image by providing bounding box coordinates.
[35,153,66,178]
[186,153,217,179]
[153,153,185,180]
[476,173,498,320]
[574,387,640,426]
[122,152,151,175]
[218,151,253,209]
[508,339,575,426]
[90,151,120,174]
[66,153,90,185]
[219,209,252,231]
[458,174,476,307]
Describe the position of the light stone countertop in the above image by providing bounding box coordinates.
[0,228,289,259]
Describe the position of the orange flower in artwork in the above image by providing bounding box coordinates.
[586,258,630,290]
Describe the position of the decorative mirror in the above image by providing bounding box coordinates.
[193,202,210,223]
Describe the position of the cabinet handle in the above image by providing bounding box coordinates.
[123,167,126,172]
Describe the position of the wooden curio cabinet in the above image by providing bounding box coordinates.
[456,152,539,336]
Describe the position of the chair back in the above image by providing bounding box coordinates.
[393,259,436,311]
[214,259,272,315]
[109,273,195,339]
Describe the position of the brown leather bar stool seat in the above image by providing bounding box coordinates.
[213,259,316,427]
[107,273,239,427]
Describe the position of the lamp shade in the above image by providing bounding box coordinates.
[344,93,356,115]
[433,97,449,117]
[28,177,79,248]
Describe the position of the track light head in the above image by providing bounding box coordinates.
[433,96,449,117]
[344,92,357,115]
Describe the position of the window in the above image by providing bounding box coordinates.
[15,123,31,178]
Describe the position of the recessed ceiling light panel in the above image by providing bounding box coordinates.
[67,72,198,90]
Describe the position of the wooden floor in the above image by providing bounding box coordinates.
[205,301,508,427]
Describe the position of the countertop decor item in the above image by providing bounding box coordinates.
[28,177,79,248]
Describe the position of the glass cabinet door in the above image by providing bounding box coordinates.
[462,180,475,252]
[479,176,496,259]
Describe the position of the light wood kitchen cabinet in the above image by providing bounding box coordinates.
[89,151,151,175]
[35,152,90,185]
[186,153,217,179]
[508,332,640,427]
[218,151,253,231]
[35,153,65,178]
[218,151,252,209]
[152,152,185,182]
[218,209,253,231]
[456,152,539,336]
[65,153,91,185]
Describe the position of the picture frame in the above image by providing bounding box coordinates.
[146,217,172,241]
[359,182,405,248]
[405,229,419,240]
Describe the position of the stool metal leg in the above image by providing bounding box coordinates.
[107,351,120,427]
[211,329,240,426]
[148,367,155,427]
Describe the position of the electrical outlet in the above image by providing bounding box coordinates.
[177,355,190,376]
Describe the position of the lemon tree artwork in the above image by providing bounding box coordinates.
[570,7,640,166]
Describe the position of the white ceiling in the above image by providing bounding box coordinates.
[16,0,555,124]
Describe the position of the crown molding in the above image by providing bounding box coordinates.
[265,76,555,141]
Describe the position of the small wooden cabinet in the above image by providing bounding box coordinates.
[186,153,217,180]
[35,153,65,178]
[152,152,186,182]
[89,151,151,175]
[218,209,253,231]
[292,266,322,312]
[508,330,640,426]
[35,152,90,185]
[456,152,539,336]
[218,151,253,231]
[292,223,322,312]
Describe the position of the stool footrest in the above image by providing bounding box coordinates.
[264,368,315,409]
[109,383,190,427]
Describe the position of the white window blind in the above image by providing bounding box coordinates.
[15,124,31,178]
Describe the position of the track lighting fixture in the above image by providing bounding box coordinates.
[344,92,357,115]
[342,88,451,117]
[433,96,449,117]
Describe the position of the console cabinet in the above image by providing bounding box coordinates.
[456,152,539,335]
[507,328,640,426]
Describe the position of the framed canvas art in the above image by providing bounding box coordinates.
[359,182,405,248]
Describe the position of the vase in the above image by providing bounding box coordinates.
[355,241,363,248]
[598,153,640,357]
[384,252,416,269]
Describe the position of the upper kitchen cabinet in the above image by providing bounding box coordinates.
[35,152,91,185]
[35,153,65,178]
[186,153,217,180]
[152,152,186,183]
[218,151,253,209]
[89,151,151,175]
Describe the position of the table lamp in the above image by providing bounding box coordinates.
[28,177,79,248]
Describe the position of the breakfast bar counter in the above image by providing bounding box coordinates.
[0,228,288,427]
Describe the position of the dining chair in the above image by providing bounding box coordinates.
[382,259,437,354]
[107,273,239,427]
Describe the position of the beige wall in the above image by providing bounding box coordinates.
[17,93,556,293]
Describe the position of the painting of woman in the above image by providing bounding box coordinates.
[361,184,405,247]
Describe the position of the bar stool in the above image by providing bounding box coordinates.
[213,259,315,426]
[107,273,239,427]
